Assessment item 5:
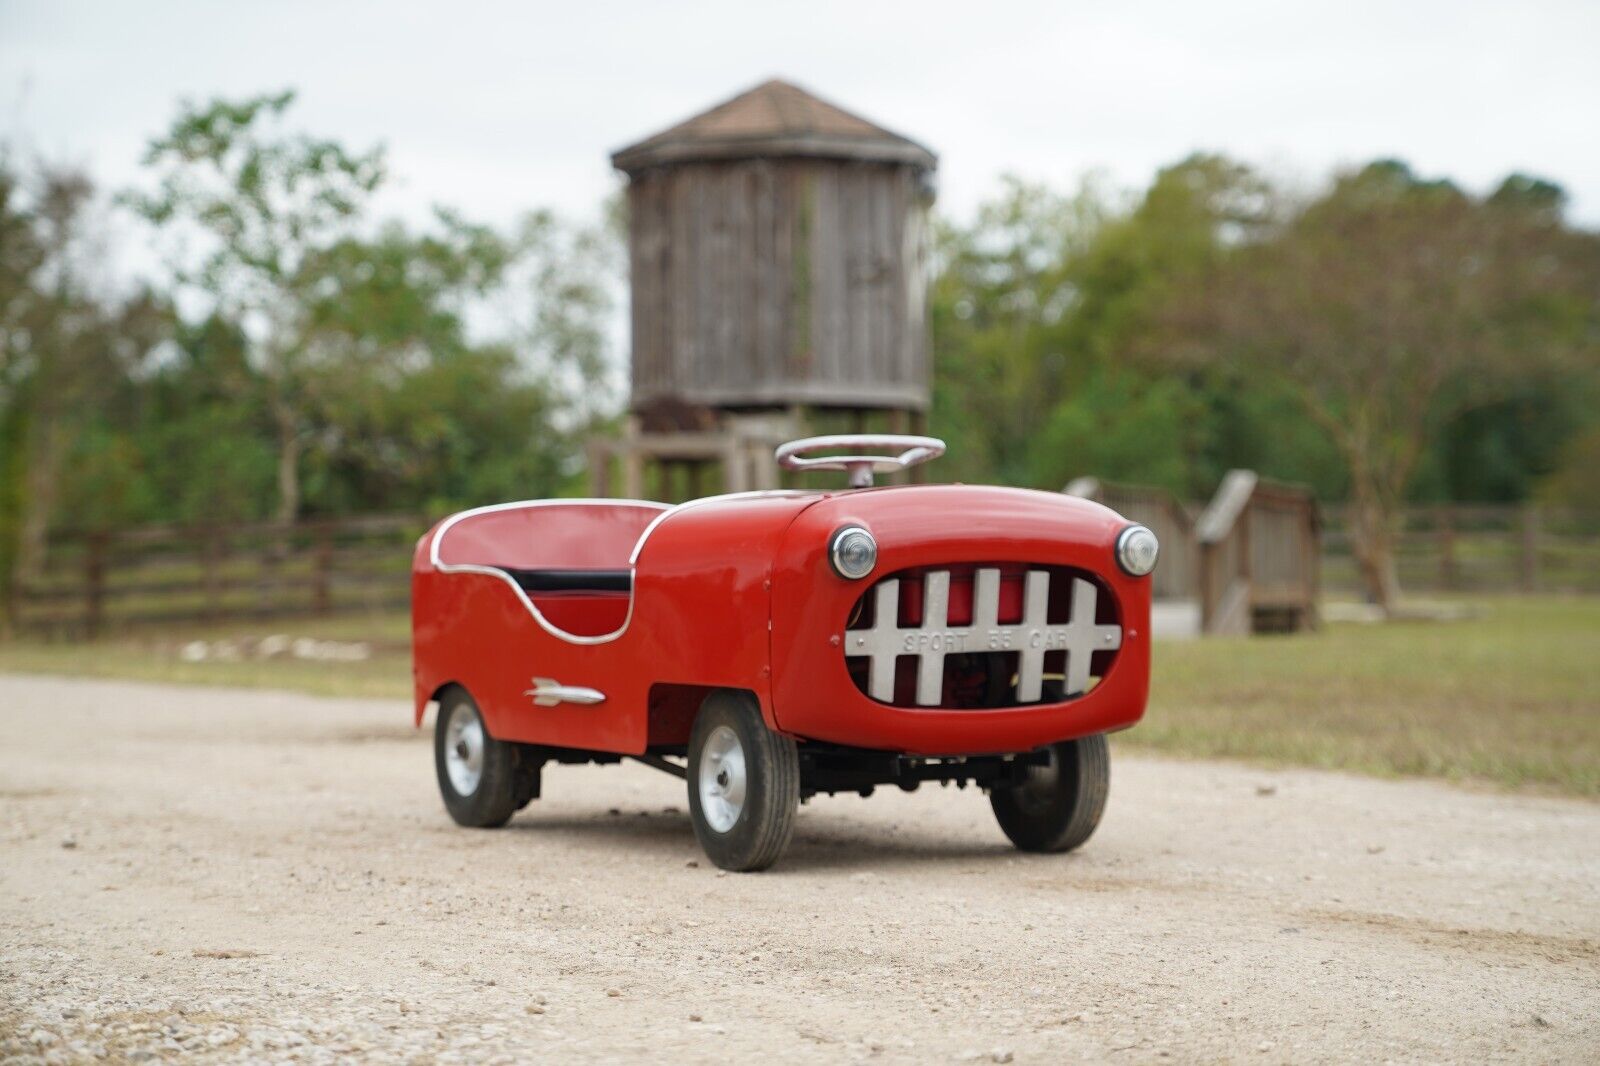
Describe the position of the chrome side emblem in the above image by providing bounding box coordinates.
[524,677,606,707]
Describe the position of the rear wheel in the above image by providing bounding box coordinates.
[990,734,1110,853]
[687,690,799,872]
[435,688,520,828]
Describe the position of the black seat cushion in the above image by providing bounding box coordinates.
[502,568,632,594]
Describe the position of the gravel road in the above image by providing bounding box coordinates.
[2,674,1596,1063]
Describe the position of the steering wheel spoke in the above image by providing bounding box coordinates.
[774,434,946,488]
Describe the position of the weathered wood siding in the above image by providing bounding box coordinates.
[627,158,931,412]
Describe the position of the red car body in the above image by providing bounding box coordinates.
[411,484,1151,758]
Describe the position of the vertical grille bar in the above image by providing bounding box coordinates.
[865,578,900,701]
[972,567,1000,630]
[1015,570,1051,702]
[915,571,951,705]
[1064,577,1121,695]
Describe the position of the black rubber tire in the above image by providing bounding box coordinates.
[990,734,1110,853]
[687,690,799,872]
[434,687,519,829]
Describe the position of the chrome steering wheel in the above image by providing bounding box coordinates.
[774,434,946,488]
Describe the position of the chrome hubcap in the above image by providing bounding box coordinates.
[698,725,747,833]
[444,703,485,796]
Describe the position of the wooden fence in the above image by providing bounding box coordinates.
[1320,504,1600,596]
[9,514,426,638]
[6,499,1595,639]
[1063,476,1596,611]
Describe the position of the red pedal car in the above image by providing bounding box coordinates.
[412,436,1158,871]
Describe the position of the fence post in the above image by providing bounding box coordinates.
[1438,505,1457,590]
[202,527,222,622]
[313,525,334,616]
[1308,503,1322,629]
[1520,505,1540,593]
[84,532,108,639]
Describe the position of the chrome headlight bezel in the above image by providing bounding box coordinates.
[828,525,878,581]
[1115,524,1160,577]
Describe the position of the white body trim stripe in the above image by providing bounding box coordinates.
[428,492,813,646]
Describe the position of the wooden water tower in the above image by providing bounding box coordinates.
[590,79,938,498]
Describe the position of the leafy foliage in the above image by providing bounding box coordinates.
[1,94,618,615]
[1158,161,1600,607]
[929,155,1600,609]
[3,91,1597,623]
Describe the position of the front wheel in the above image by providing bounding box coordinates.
[434,687,521,828]
[687,690,799,872]
[990,734,1110,853]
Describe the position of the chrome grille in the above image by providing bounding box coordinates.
[844,567,1122,706]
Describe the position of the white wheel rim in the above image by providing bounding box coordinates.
[698,725,747,833]
[444,703,485,796]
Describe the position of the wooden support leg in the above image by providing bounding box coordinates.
[888,409,911,485]
[621,418,644,501]
[587,440,612,498]
[722,439,749,494]
[909,410,929,484]
[750,440,777,490]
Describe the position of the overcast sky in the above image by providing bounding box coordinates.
[4,0,1599,245]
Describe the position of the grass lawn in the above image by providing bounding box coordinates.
[1,596,1595,796]
[1134,596,1600,797]
[0,613,414,701]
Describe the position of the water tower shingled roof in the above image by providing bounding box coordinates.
[611,79,937,172]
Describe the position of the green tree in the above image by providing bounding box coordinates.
[125,91,385,524]
[510,207,623,430]
[1163,162,1600,610]
[930,176,1112,484]
[0,162,165,616]
[1029,155,1294,495]
[930,157,1340,499]
[283,220,569,515]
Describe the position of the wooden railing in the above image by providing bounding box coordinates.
[1319,504,1599,595]
[9,514,426,637]
[10,496,1592,640]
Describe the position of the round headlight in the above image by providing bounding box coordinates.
[829,526,878,580]
[1115,524,1160,577]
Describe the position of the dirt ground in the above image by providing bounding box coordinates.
[2,675,1596,1064]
